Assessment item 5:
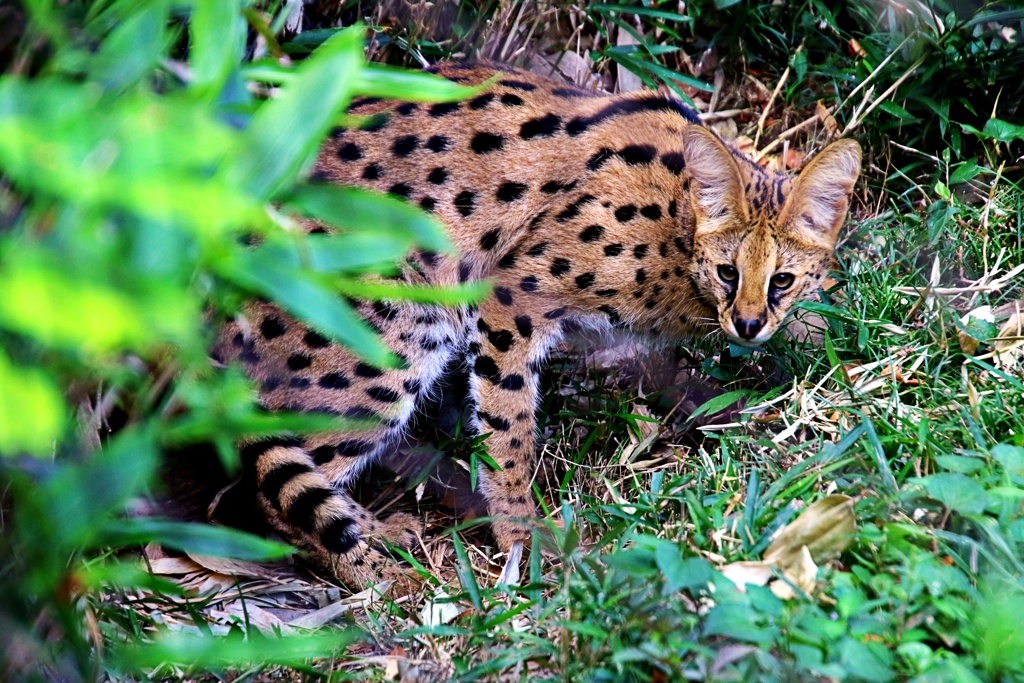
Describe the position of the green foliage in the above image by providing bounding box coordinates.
[0,0,476,679]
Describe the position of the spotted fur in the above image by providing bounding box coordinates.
[214,61,861,588]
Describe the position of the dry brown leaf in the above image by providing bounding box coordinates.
[186,552,278,580]
[147,557,202,575]
[958,306,994,356]
[783,148,806,170]
[721,495,856,599]
[764,495,856,567]
[769,546,817,600]
[816,100,837,135]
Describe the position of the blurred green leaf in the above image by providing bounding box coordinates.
[189,0,246,96]
[102,519,294,560]
[90,0,170,90]
[115,630,362,670]
[0,255,195,352]
[218,244,396,367]
[981,117,1024,143]
[0,350,65,456]
[355,63,484,102]
[230,25,363,199]
[286,184,451,253]
[917,473,989,515]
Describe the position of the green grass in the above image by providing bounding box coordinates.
[3,0,1024,681]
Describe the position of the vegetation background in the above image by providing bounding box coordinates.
[1,0,1024,681]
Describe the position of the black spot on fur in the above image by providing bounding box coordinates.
[310,445,336,465]
[641,204,663,220]
[419,196,436,211]
[587,148,614,171]
[260,316,287,339]
[615,205,637,223]
[454,190,476,216]
[520,275,539,292]
[604,243,624,257]
[470,93,495,110]
[392,135,419,157]
[497,182,528,202]
[389,183,412,198]
[288,377,310,389]
[514,315,533,338]
[579,225,604,242]
[355,363,383,378]
[427,167,448,184]
[566,96,700,136]
[634,244,649,259]
[480,229,500,250]
[480,411,511,432]
[544,307,566,320]
[259,462,312,508]
[396,102,418,116]
[596,288,618,298]
[501,79,536,91]
[426,135,450,152]
[674,237,689,254]
[429,101,460,117]
[500,374,525,391]
[550,258,571,278]
[362,163,382,180]
[575,272,595,289]
[337,143,362,161]
[661,152,686,175]
[488,329,514,352]
[474,355,500,383]
[289,488,334,533]
[458,260,472,282]
[367,386,401,403]
[618,144,657,165]
[501,93,524,106]
[520,114,561,139]
[471,132,504,154]
[494,287,513,306]
[303,330,330,348]
[498,252,518,269]
[287,353,312,370]
[320,518,359,554]
[337,439,375,456]
[556,194,596,222]
[598,305,621,325]
[403,379,421,394]
[319,373,351,390]
[636,268,647,284]
[668,200,678,218]
[527,241,549,256]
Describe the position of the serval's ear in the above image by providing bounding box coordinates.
[682,126,748,233]
[781,139,862,246]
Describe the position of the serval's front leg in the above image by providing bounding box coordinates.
[467,290,565,552]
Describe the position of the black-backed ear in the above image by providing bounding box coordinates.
[781,139,862,246]
[682,126,748,233]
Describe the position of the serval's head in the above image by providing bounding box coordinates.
[683,127,861,345]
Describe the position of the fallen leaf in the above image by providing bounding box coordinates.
[816,100,837,135]
[764,495,856,567]
[420,588,464,626]
[769,545,817,599]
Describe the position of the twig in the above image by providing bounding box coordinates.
[699,108,753,122]
[841,58,925,135]
[753,106,833,161]
[754,44,798,150]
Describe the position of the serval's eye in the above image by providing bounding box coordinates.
[770,272,795,290]
[717,265,738,284]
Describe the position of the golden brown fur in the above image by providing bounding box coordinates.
[213,62,861,589]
